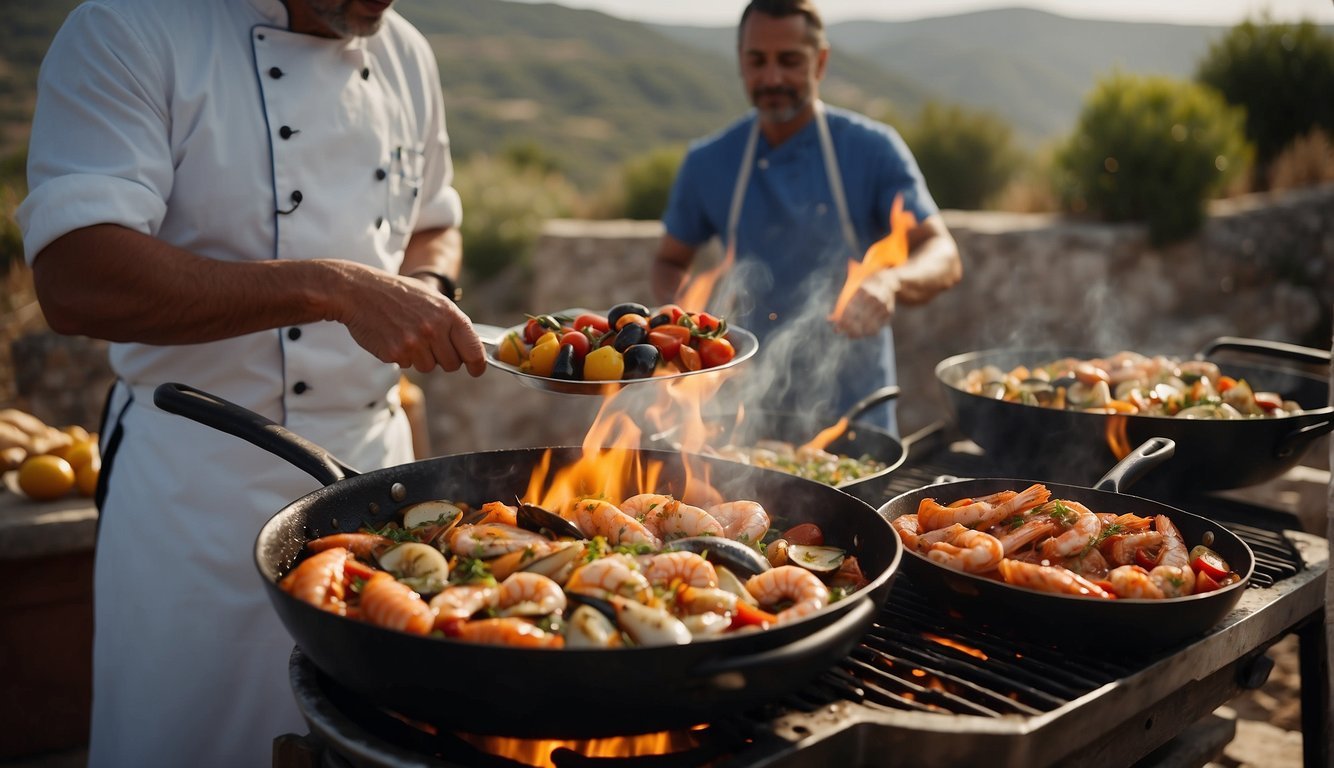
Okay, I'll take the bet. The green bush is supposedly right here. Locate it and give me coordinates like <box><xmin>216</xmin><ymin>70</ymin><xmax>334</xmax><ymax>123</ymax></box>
<box><xmin>1054</xmin><ymin>73</ymin><xmax>1250</xmax><ymax>244</ymax></box>
<box><xmin>452</xmin><ymin>154</ymin><xmax>582</xmax><ymax>283</ymax></box>
<box><xmin>1196</xmin><ymin>20</ymin><xmax>1334</xmax><ymax>187</ymax></box>
<box><xmin>897</xmin><ymin>102</ymin><xmax>1023</xmax><ymax>210</ymax></box>
<box><xmin>614</xmin><ymin>145</ymin><xmax>684</xmax><ymax>221</ymax></box>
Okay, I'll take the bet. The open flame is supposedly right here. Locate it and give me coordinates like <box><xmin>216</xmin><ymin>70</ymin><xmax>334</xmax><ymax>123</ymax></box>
<box><xmin>801</xmin><ymin>416</ymin><xmax>850</xmax><ymax>453</ymax></box>
<box><xmin>923</xmin><ymin>632</ymin><xmax>989</xmax><ymax>661</ymax></box>
<box><xmin>456</xmin><ymin>727</ymin><xmax>706</xmax><ymax>766</ymax></box>
<box><xmin>829</xmin><ymin>194</ymin><xmax>915</xmax><ymax>323</ymax></box>
<box><xmin>677</xmin><ymin>241</ymin><xmax>736</xmax><ymax>314</ymax></box>
<box><xmin>1104</xmin><ymin>414</ymin><xmax>1131</xmax><ymax>460</ymax></box>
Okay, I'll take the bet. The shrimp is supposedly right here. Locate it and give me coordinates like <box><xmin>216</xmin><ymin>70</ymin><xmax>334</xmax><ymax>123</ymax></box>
<box><xmin>428</xmin><ymin>583</ymin><xmax>498</xmax><ymax>621</ymax></box>
<box><xmin>1038</xmin><ymin>501</ymin><xmax>1101</xmax><ymax>560</ymax></box>
<box><xmin>923</xmin><ymin>524</ymin><xmax>1004</xmax><ymax>573</ymax></box>
<box><xmin>917</xmin><ymin>484</ymin><xmax>1051</xmax><ymax>532</ymax></box>
<box><xmin>454</xmin><ymin>617</ymin><xmax>564</xmax><ymax>648</ymax></box>
<box><xmin>448</xmin><ymin>523</ymin><xmax>549</xmax><ymax>559</ymax></box>
<box><xmin>641</xmin><ymin>551</ymin><xmax>718</xmax><ymax>588</ymax></box>
<box><xmin>745</xmin><ymin>565</ymin><xmax>830</xmax><ymax>624</ymax></box>
<box><xmin>891</xmin><ymin>514</ymin><xmax>923</xmax><ymax>549</ymax></box>
<box><xmin>279</xmin><ymin>546</ymin><xmax>351</xmax><ymax>612</ymax></box>
<box><xmin>1149</xmin><ymin>565</ymin><xmax>1195</xmax><ymax>598</ymax></box>
<box><xmin>359</xmin><ymin>571</ymin><xmax>435</xmax><ymax>635</ymax></box>
<box><xmin>1100</xmin><ymin>530</ymin><xmax>1164</xmax><ymax>567</ymax></box>
<box><xmin>495</xmin><ymin>572</ymin><xmax>566</xmax><ymax>616</ymax></box>
<box><xmin>621</xmin><ymin>493</ymin><xmax>722</xmax><ymax>541</ymax></box>
<box><xmin>1108</xmin><ymin>565</ymin><xmax>1164</xmax><ymax>599</ymax></box>
<box><xmin>565</xmin><ymin>555</ymin><xmax>653</xmax><ymax>603</ymax></box>
<box><xmin>1063</xmin><ymin>546</ymin><xmax>1111</xmax><ymax>579</ymax></box>
<box><xmin>996</xmin><ymin>558</ymin><xmax>1114</xmax><ymax>599</ymax></box>
<box><xmin>994</xmin><ymin>514</ymin><xmax>1058</xmax><ymax>555</ymax></box>
<box><xmin>707</xmin><ymin>500</ymin><xmax>770</xmax><ymax>544</ymax></box>
<box><xmin>567</xmin><ymin>498</ymin><xmax>659</xmax><ymax>547</ymax></box>
<box><xmin>474</xmin><ymin>500</ymin><xmax>518</xmax><ymax>527</ymax></box>
<box><xmin>307</xmin><ymin>532</ymin><xmax>393</xmax><ymax>560</ymax></box>
<box><xmin>1153</xmin><ymin>515</ymin><xmax>1190</xmax><ymax>569</ymax></box>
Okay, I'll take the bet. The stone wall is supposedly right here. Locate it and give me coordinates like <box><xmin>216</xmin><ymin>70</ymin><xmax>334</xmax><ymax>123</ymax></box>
<box><xmin>423</xmin><ymin>182</ymin><xmax>1334</xmax><ymax>456</ymax></box>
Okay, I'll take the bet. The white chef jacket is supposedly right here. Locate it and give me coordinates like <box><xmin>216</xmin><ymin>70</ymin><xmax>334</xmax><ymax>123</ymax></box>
<box><xmin>17</xmin><ymin>0</ymin><xmax>459</xmax><ymax>765</ymax></box>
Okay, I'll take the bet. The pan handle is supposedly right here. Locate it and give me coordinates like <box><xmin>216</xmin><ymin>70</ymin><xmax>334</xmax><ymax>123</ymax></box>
<box><xmin>839</xmin><ymin>385</ymin><xmax>901</xmax><ymax>423</ymax></box>
<box><xmin>153</xmin><ymin>383</ymin><xmax>360</xmax><ymax>486</ymax></box>
<box><xmin>472</xmin><ymin>323</ymin><xmax>505</xmax><ymax>348</ymax></box>
<box><xmin>1276</xmin><ymin>418</ymin><xmax>1334</xmax><ymax>458</ymax></box>
<box><xmin>1091</xmin><ymin>437</ymin><xmax>1175</xmax><ymax>494</ymax></box>
<box><xmin>1199</xmin><ymin>336</ymin><xmax>1331</xmax><ymax>366</ymax></box>
<box><xmin>687</xmin><ymin>597</ymin><xmax>876</xmax><ymax>682</ymax></box>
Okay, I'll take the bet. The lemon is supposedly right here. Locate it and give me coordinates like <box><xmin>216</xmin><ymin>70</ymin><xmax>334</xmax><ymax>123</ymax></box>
<box><xmin>75</xmin><ymin>460</ymin><xmax>100</xmax><ymax>497</ymax></box>
<box><xmin>64</xmin><ymin>440</ymin><xmax>100</xmax><ymax>471</ymax></box>
<box><xmin>18</xmin><ymin>454</ymin><xmax>76</xmax><ymax>501</ymax></box>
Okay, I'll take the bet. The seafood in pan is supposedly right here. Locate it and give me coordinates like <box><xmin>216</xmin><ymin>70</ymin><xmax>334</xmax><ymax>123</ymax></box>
<box><xmin>706</xmin><ymin>439</ymin><xmax>888</xmax><ymax>487</ymax></box>
<box><xmin>957</xmin><ymin>352</ymin><xmax>1304</xmax><ymax>418</ymax></box>
<box><xmin>279</xmin><ymin>494</ymin><xmax>870</xmax><ymax>647</ymax></box>
<box><xmin>892</xmin><ymin>484</ymin><xmax>1243</xmax><ymax>599</ymax></box>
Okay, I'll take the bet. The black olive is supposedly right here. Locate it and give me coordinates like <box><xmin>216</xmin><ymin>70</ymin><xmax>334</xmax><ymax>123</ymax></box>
<box><xmin>606</xmin><ymin>302</ymin><xmax>650</xmax><ymax>330</ymax></box>
<box><xmin>648</xmin><ymin>312</ymin><xmax>674</xmax><ymax>328</ymax></box>
<box><xmin>612</xmin><ymin>323</ymin><xmax>648</xmax><ymax>352</ymax></box>
<box><xmin>621</xmin><ymin>344</ymin><xmax>660</xmax><ymax>379</ymax></box>
<box><xmin>551</xmin><ymin>344</ymin><xmax>577</xmax><ymax>380</ymax></box>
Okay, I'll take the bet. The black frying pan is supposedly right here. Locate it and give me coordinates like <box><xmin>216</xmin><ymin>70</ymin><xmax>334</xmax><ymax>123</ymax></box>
<box><xmin>153</xmin><ymin>383</ymin><xmax>902</xmax><ymax>737</ymax></box>
<box><xmin>879</xmin><ymin>438</ymin><xmax>1255</xmax><ymax>651</ymax></box>
<box><xmin>648</xmin><ymin>385</ymin><xmax>907</xmax><ymax>506</ymax></box>
<box><xmin>936</xmin><ymin>337</ymin><xmax>1332</xmax><ymax>493</ymax></box>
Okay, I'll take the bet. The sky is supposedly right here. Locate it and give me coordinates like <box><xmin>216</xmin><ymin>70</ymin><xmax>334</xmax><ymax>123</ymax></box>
<box><xmin>510</xmin><ymin>0</ymin><xmax>1334</xmax><ymax>27</ymax></box>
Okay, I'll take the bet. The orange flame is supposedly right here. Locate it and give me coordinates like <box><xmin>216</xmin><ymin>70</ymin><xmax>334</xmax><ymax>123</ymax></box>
<box><xmin>677</xmin><ymin>241</ymin><xmax>736</xmax><ymax>314</ymax></box>
<box><xmin>829</xmin><ymin>194</ymin><xmax>916</xmax><ymax>322</ymax></box>
<box><xmin>923</xmin><ymin>632</ymin><xmax>989</xmax><ymax>661</ymax></box>
<box><xmin>1104</xmin><ymin>414</ymin><xmax>1131</xmax><ymax>460</ymax></box>
<box><xmin>458</xmin><ymin>729</ymin><xmax>703</xmax><ymax>766</ymax></box>
<box><xmin>801</xmin><ymin>416</ymin><xmax>850</xmax><ymax>453</ymax></box>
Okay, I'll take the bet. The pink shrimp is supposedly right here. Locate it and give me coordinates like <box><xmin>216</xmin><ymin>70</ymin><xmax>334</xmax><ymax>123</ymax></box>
<box><xmin>1149</xmin><ymin>565</ymin><xmax>1196</xmax><ymax>598</ymax></box>
<box><xmin>994</xmin><ymin>514</ymin><xmax>1058</xmax><ymax>555</ymax></box>
<box><xmin>923</xmin><ymin>524</ymin><xmax>1004</xmax><ymax>573</ymax></box>
<box><xmin>621</xmin><ymin>493</ymin><xmax>723</xmax><ymax>541</ymax></box>
<box><xmin>1153</xmin><ymin>515</ymin><xmax>1190</xmax><ymax>569</ymax></box>
<box><xmin>917</xmin><ymin>484</ymin><xmax>1051</xmax><ymax>532</ymax></box>
<box><xmin>567</xmin><ymin>497</ymin><xmax>660</xmax><ymax>547</ymax></box>
<box><xmin>745</xmin><ymin>565</ymin><xmax>830</xmax><ymax>624</ymax></box>
<box><xmin>1108</xmin><ymin>565</ymin><xmax>1164</xmax><ymax>599</ymax></box>
<box><xmin>565</xmin><ymin>555</ymin><xmax>653</xmax><ymax>602</ymax></box>
<box><xmin>359</xmin><ymin>571</ymin><xmax>435</xmax><ymax>635</ymax></box>
<box><xmin>448</xmin><ymin>523</ymin><xmax>549</xmax><ymax>559</ymax></box>
<box><xmin>307</xmin><ymin>532</ymin><xmax>393</xmax><ymax>560</ymax></box>
<box><xmin>891</xmin><ymin>514</ymin><xmax>923</xmax><ymax>549</ymax></box>
<box><xmin>640</xmin><ymin>551</ymin><xmax>718</xmax><ymax>588</ymax></box>
<box><xmin>1038</xmin><ymin>500</ymin><xmax>1102</xmax><ymax>560</ymax></box>
<box><xmin>279</xmin><ymin>546</ymin><xmax>351</xmax><ymax>612</ymax></box>
<box><xmin>428</xmin><ymin>583</ymin><xmax>499</xmax><ymax>622</ymax></box>
<box><xmin>1100</xmin><ymin>530</ymin><xmax>1165</xmax><ymax>567</ymax></box>
<box><xmin>453</xmin><ymin>617</ymin><xmax>564</xmax><ymax>648</ymax></box>
<box><xmin>996</xmin><ymin>558</ymin><xmax>1115</xmax><ymax>599</ymax></box>
<box><xmin>495</xmin><ymin>572</ymin><xmax>566</xmax><ymax>616</ymax></box>
<box><xmin>706</xmin><ymin>500</ymin><xmax>770</xmax><ymax>544</ymax></box>
<box><xmin>474</xmin><ymin>500</ymin><xmax>518</xmax><ymax>527</ymax></box>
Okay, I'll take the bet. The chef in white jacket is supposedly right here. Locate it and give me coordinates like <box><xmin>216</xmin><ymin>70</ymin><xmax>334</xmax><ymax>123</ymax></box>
<box><xmin>16</xmin><ymin>0</ymin><xmax>484</xmax><ymax>765</ymax></box>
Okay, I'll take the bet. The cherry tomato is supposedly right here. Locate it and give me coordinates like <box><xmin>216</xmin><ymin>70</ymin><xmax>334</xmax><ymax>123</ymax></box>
<box><xmin>606</xmin><ymin>302</ymin><xmax>650</xmax><ymax>330</ymax></box>
<box><xmin>1133</xmin><ymin>548</ymin><xmax>1159</xmax><ymax>570</ymax></box>
<box><xmin>697</xmin><ymin>337</ymin><xmax>735</xmax><ymax>369</ymax></box>
<box><xmin>1194</xmin><ymin>569</ymin><xmax>1224</xmax><ymax>593</ymax></box>
<box><xmin>1216</xmin><ymin>375</ymin><xmax>1237</xmax><ymax>393</ymax></box>
<box><xmin>678</xmin><ymin>344</ymin><xmax>702</xmax><ymax>372</ymax></box>
<box><xmin>1188</xmin><ymin>544</ymin><xmax>1231</xmax><ymax>580</ymax></box>
<box><xmin>495</xmin><ymin>331</ymin><xmax>527</xmax><ymax>366</ymax></box>
<box><xmin>650</xmin><ymin>304</ymin><xmax>685</xmax><ymax>327</ymax></box>
<box><xmin>691</xmin><ymin>312</ymin><xmax>722</xmax><ymax>333</ymax></box>
<box><xmin>573</xmin><ymin>313</ymin><xmax>610</xmax><ymax>335</ymax></box>
<box><xmin>647</xmin><ymin>330</ymin><xmax>684</xmax><ymax>361</ymax></box>
<box><xmin>522</xmin><ymin>315</ymin><xmax>562</xmax><ymax>345</ymax></box>
<box><xmin>558</xmin><ymin>331</ymin><xmax>591</xmax><ymax>362</ymax></box>
<box><xmin>1253</xmin><ymin>392</ymin><xmax>1284</xmax><ymax>411</ymax></box>
<box><xmin>583</xmin><ymin>346</ymin><xmax>624</xmax><ymax>381</ymax></box>
<box><xmin>782</xmin><ymin>522</ymin><xmax>824</xmax><ymax>546</ymax></box>
<box><xmin>621</xmin><ymin>344</ymin><xmax>660</xmax><ymax>379</ymax></box>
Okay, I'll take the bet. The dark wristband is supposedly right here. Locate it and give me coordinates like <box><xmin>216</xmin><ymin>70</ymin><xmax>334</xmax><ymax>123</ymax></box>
<box><xmin>409</xmin><ymin>270</ymin><xmax>462</xmax><ymax>302</ymax></box>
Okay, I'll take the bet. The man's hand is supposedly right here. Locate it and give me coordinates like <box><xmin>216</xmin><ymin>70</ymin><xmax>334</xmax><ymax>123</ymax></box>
<box><xmin>834</xmin><ymin>268</ymin><xmax>900</xmax><ymax>339</ymax></box>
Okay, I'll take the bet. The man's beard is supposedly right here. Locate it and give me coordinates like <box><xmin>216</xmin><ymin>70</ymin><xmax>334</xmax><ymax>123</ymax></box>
<box><xmin>751</xmin><ymin>85</ymin><xmax>809</xmax><ymax>125</ymax></box>
<box><xmin>306</xmin><ymin>0</ymin><xmax>387</xmax><ymax>37</ymax></box>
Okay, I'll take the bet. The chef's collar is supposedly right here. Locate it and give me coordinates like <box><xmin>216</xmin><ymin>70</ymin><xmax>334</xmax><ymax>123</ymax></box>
<box><xmin>244</xmin><ymin>0</ymin><xmax>374</xmax><ymax>55</ymax></box>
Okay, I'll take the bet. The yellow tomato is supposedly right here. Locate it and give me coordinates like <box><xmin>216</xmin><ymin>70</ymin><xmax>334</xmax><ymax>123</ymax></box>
<box><xmin>528</xmin><ymin>339</ymin><xmax>561</xmax><ymax>377</ymax></box>
<box><xmin>75</xmin><ymin>460</ymin><xmax>100</xmax><ymax>497</ymax></box>
<box><xmin>64</xmin><ymin>440</ymin><xmax>100</xmax><ymax>471</ymax></box>
<box><xmin>496</xmin><ymin>331</ymin><xmax>528</xmax><ymax>367</ymax></box>
<box><xmin>17</xmin><ymin>454</ymin><xmax>76</xmax><ymax>501</ymax></box>
<box><xmin>583</xmin><ymin>346</ymin><xmax>625</xmax><ymax>381</ymax></box>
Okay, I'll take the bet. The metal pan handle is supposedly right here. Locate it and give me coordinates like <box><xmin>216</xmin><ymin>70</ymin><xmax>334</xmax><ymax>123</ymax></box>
<box><xmin>1091</xmin><ymin>437</ymin><xmax>1175</xmax><ymax>494</ymax></box>
<box><xmin>472</xmin><ymin>323</ymin><xmax>505</xmax><ymax>348</ymax></box>
<box><xmin>1199</xmin><ymin>336</ymin><xmax>1331</xmax><ymax>366</ymax></box>
<box><xmin>153</xmin><ymin>382</ymin><xmax>360</xmax><ymax>486</ymax></box>
<box><xmin>688</xmin><ymin>597</ymin><xmax>876</xmax><ymax>682</ymax></box>
<box><xmin>838</xmin><ymin>385</ymin><xmax>901</xmax><ymax>423</ymax></box>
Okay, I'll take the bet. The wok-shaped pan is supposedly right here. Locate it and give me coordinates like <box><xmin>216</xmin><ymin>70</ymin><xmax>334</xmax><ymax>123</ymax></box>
<box><xmin>153</xmin><ymin>382</ymin><xmax>900</xmax><ymax>737</ymax></box>
<box><xmin>646</xmin><ymin>385</ymin><xmax>907</xmax><ymax>506</ymax></box>
<box><xmin>936</xmin><ymin>336</ymin><xmax>1332</xmax><ymax>493</ymax></box>
<box><xmin>473</xmin><ymin>307</ymin><xmax>759</xmax><ymax>396</ymax></box>
<box><xmin>879</xmin><ymin>438</ymin><xmax>1255</xmax><ymax>651</ymax></box>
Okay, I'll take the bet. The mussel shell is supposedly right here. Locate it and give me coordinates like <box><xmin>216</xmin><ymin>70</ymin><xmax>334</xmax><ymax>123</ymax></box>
<box><xmin>666</xmin><ymin>536</ymin><xmax>770</xmax><ymax>578</ymax></box>
<box><xmin>516</xmin><ymin>502</ymin><xmax>586</xmax><ymax>540</ymax></box>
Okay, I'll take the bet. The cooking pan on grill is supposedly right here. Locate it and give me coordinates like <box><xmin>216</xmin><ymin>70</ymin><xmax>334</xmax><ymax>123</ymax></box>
<box><xmin>473</xmin><ymin>307</ymin><xmax>759</xmax><ymax>396</ymax></box>
<box><xmin>646</xmin><ymin>385</ymin><xmax>907</xmax><ymax>506</ymax></box>
<box><xmin>880</xmin><ymin>438</ymin><xmax>1255</xmax><ymax>651</ymax></box>
<box><xmin>936</xmin><ymin>336</ymin><xmax>1332</xmax><ymax>492</ymax></box>
<box><xmin>153</xmin><ymin>382</ymin><xmax>901</xmax><ymax>737</ymax></box>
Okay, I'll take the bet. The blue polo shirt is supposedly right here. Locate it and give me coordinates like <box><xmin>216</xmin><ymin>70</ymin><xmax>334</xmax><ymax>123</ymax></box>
<box><xmin>662</xmin><ymin>105</ymin><xmax>937</xmax><ymax>433</ymax></box>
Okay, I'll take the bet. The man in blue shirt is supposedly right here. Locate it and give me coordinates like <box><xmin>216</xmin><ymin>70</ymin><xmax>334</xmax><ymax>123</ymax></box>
<box><xmin>652</xmin><ymin>0</ymin><xmax>961</xmax><ymax>435</ymax></box>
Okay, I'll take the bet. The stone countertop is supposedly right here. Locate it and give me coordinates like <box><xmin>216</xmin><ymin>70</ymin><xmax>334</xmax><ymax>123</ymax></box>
<box><xmin>0</xmin><ymin>478</ymin><xmax>97</xmax><ymax>560</ymax></box>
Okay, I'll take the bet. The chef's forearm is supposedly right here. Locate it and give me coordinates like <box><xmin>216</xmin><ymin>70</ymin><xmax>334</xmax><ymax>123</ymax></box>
<box><xmin>400</xmin><ymin>227</ymin><xmax>461</xmax><ymax>282</ymax></box>
<box><xmin>895</xmin><ymin>217</ymin><xmax>962</xmax><ymax>305</ymax></box>
<box><xmin>33</xmin><ymin>224</ymin><xmax>346</xmax><ymax>344</ymax></box>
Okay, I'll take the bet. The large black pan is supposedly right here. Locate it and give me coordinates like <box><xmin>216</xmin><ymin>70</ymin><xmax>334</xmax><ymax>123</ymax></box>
<box><xmin>880</xmin><ymin>438</ymin><xmax>1255</xmax><ymax>651</ymax></box>
<box><xmin>647</xmin><ymin>385</ymin><xmax>907</xmax><ymax>507</ymax></box>
<box><xmin>153</xmin><ymin>382</ymin><xmax>901</xmax><ymax>738</ymax></box>
<box><xmin>936</xmin><ymin>336</ymin><xmax>1332</xmax><ymax>493</ymax></box>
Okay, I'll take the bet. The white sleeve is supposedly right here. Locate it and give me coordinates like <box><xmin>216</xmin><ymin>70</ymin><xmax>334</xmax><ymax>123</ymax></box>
<box><xmin>16</xmin><ymin>3</ymin><xmax>175</xmax><ymax>263</ymax></box>
<box><xmin>410</xmin><ymin>40</ymin><xmax>462</xmax><ymax>231</ymax></box>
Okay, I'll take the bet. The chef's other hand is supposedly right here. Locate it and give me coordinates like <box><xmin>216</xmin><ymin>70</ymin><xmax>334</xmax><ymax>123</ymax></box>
<box><xmin>323</xmin><ymin>260</ymin><xmax>487</xmax><ymax>376</ymax></box>
<box><xmin>834</xmin><ymin>268</ymin><xmax>899</xmax><ymax>339</ymax></box>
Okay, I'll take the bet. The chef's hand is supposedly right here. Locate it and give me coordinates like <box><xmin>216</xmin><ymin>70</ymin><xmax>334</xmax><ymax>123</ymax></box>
<box><xmin>833</xmin><ymin>268</ymin><xmax>900</xmax><ymax>339</ymax></box>
<box><xmin>326</xmin><ymin>261</ymin><xmax>487</xmax><ymax>376</ymax></box>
